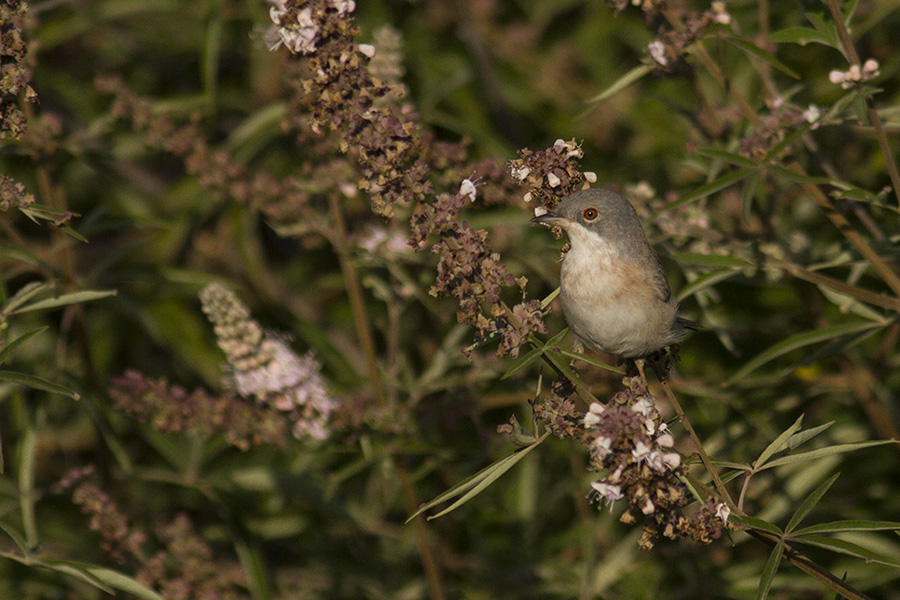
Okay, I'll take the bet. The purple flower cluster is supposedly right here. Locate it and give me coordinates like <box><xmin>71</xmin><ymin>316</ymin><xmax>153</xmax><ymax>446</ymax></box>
<box><xmin>109</xmin><ymin>370</ymin><xmax>293</xmax><ymax>449</ymax></box>
<box><xmin>200</xmin><ymin>283</ymin><xmax>337</xmax><ymax>440</ymax></box>
<box><xmin>59</xmin><ymin>468</ymin><xmax>248</xmax><ymax>599</ymax></box>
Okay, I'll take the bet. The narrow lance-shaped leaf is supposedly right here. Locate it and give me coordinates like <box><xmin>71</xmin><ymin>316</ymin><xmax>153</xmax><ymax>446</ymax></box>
<box><xmin>408</xmin><ymin>432</ymin><xmax>550</xmax><ymax>521</ymax></box>
<box><xmin>659</xmin><ymin>167</ymin><xmax>755</xmax><ymax>213</ymax></box>
<box><xmin>0</xmin><ymin>371</ymin><xmax>80</xmax><ymax>400</ymax></box>
<box><xmin>757</xmin><ymin>540</ymin><xmax>784</xmax><ymax>600</ymax></box>
<box><xmin>791</xmin><ymin>520</ymin><xmax>900</xmax><ymax>537</ymax></box>
<box><xmin>0</xmin><ymin>327</ymin><xmax>48</xmax><ymax>365</ymax></box>
<box><xmin>793</xmin><ymin>535</ymin><xmax>900</xmax><ymax>568</ymax></box>
<box><xmin>785</xmin><ymin>472</ymin><xmax>840</xmax><ymax>533</ymax></box>
<box><xmin>759</xmin><ymin>440</ymin><xmax>897</xmax><ymax>471</ymax></box>
<box><xmin>10</xmin><ymin>289</ymin><xmax>117</xmax><ymax>315</ymax></box>
<box><xmin>727</xmin><ymin>321</ymin><xmax>889</xmax><ymax>385</ymax></box>
<box><xmin>785</xmin><ymin>421</ymin><xmax>834</xmax><ymax>450</ymax></box>
<box><xmin>753</xmin><ymin>415</ymin><xmax>804</xmax><ymax>471</ymax></box>
<box><xmin>585</xmin><ymin>64</ymin><xmax>652</xmax><ymax>106</ymax></box>
<box><xmin>725</xmin><ymin>36</ymin><xmax>800</xmax><ymax>79</ymax></box>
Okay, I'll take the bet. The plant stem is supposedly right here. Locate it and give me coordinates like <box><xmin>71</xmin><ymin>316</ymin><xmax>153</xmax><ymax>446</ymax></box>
<box><xmin>658</xmin><ymin>378</ymin><xmax>735</xmax><ymax>510</ymax></box>
<box><xmin>825</xmin><ymin>0</ymin><xmax>900</xmax><ymax>210</ymax></box>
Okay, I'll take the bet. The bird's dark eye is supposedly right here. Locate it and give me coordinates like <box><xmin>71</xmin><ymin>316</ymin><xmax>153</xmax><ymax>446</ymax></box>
<box><xmin>582</xmin><ymin>207</ymin><xmax>599</xmax><ymax>221</ymax></box>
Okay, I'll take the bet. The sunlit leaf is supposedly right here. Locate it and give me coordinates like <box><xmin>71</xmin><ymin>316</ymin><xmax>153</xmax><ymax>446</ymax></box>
<box><xmin>791</xmin><ymin>520</ymin><xmax>900</xmax><ymax>537</ymax></box>
<box><xmin>753</xmin><ymin>415</ymin><xmax>804</xmax><ymax>470</ymax></box>
<box><xmin>793</xmin><ymin>535</ymin><xmax>900</xmax><ymax>567</ymax></box>
<box><xmin>759</xmin><ymin>440</ymin><xmax>896</xmax><ymax>471</ymax></box>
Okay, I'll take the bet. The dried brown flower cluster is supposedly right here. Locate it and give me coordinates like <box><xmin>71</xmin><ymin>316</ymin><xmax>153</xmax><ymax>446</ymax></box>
<box><xmin>1</xmin><ymin>0</ymin><xmax>38</xmax><ymax>211</ymax></box>
<box><xmin>532</xmin><ymin>376</ymin><xmax>729</xmax><ymax>549</ymax></box>
<box><xmin>508</xmin><ymin>138</ymin><xmax>595</xmax><ymax>209</ymax></box>
<box><xmin>109</xmin><ymin>370</ymin><xmax>293</xmax><ymax>450</ymax></box>
<box><xmin>268</xmin><ymin>0</ymin><xmax>556</xmax><ymax>359</ymax></box>
<box><xmin>94</xmin><ymin>76</ymin><xmax>316</xmax><ymax>226</ymax></box>
<box><xmin>59</xmin><ymin>468</ymin><xmax>249</xmax><ymax>600</ymax></box>
<box><xmin>0</xmin><ymin>0</ymin><xmax>35</xmax><ymax>140</ymax></box>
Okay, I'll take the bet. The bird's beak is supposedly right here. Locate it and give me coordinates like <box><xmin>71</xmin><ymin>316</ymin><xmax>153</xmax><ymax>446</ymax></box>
<box><xmin>531</xmin><ymin>207</ymin><xmax>567</xmax><ymax>226</ymax></box>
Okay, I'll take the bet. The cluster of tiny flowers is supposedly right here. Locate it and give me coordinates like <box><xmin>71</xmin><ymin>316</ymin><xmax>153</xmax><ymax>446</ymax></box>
<box><xmin>109</xmin><ymin>370</ymin><xmax>293</xmax><ymax>449</ymax></box>
<box><xmin>200</xmin><ymin>283</ymin><xmax>337</xmax><ymax>440</ymax></box>
<box><xmin>59</xmin><ymin>468</ymin><xmax>249</xmax><ymax>599</ymax></box>
<box><xmin>508</xmin><ymin>138</ymin><xmax>595</xmax><ymax>209</ymax></box>
<box><xmin>58</xmin><ymin>467</ymin><xmax>147</xmax><ymax>562</ymax></box>
<box><xmin>0</xmin><ymin>174</ymin><xmax>35</xmax><ymax>210</ymax></box>
<box><xmin>607</xmin><ymin>0</ymin><xmax>666</xmax><ymax>16</ymax></box>
<box><xmin>645</xmin><ymin>3</ymin><xmax>732</xmax><ymax>69</ymax></box>
<box><xmin>829</xmin><ymin>59</ymin><xmax>880</xmax><ymax>89</ymax></box>
<box><xmin>269</xmin><ymin>0</ymin><xmax>425</xmax><ymax>218</ymax></box>
<box><xmin>533</xmin><ymin>376</ymin><xmax>728</xmax><ymax>549</ymax></box>
<box><xmin>268</xmin><ymin>1</ymin><xmax>550</xmax><ymax>358</ymax></box>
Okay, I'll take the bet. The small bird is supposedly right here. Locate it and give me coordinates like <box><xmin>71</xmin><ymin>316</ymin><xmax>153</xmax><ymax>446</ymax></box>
<box><xmin>532</xmin><ymin>188</ymin><xmax>697</xmax><ymax>364</ymax></box>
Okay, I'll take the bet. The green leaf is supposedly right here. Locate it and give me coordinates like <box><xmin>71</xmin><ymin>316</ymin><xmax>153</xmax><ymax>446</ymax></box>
<box><xmin>694</xmin><ymin>147</ymin><xmax>760</xmax><ymax>168</ymax></box>
<box><xmin>725</xmin><ymin>37</ymin><xmax>800</xmax><ymax>79</ymax></box>
<box><xmin>741</xmin><ymin>169</ymin><xmax>761</xmax><ymax>223</ymax></box>
<box><xmin>759</xmin><ymin>440</ymin><xmax>897</xmax><ymax>471</ymax></box>
<box><xmin>727</xmin><ymin>321</ymin><xmax>889</xmax><ymax>385</ymax></box>
<box><xmin>585</xmin><ymin>64</ymin><xmax>653</xmax><ymax>105</ymax></box>
<box><xmin>753</xmin><ymin>415</ymin><xmax>804</xmax><ymax>471</ymax></box>
<box><xmin>791</xmin><ymin>520</ymin><xmax>900</xmax><ymax>537</ymax></box>
<box><xmin>768</xmin><ymin>26</ymin><xmax>835</xmax><ymax>47</ymax></box>
<box><xmin>730</xmin><ymin>514</ymin><xmax>784</xmax><ymax>536</ymax></box>
<box><xmin>757</xmin><ymin>540</ymin><xmax>784</xmax><ymax>600</ymax></box>
<box><xmin>408</xmin><ymin>432</ymin><xmax>550</xmax><ymax>521</ymax></box>
<box><xmin>670</xmin><ymin>253</ymin><xmax>754</xmax><ymax>268</ymax></box>
<box><xmin>660</xmin><ymin>168</ymin><xmax>755</xmax><ymax>213</ymax></box>
<box><xmin>501</xmin><ymin>346</ymin><xmax>543</xmax><ymax>380</ymax></box>
<box><xmin>557</xmin><ymin>349</ymin><xmax>621</xmax><ymax>374</ymax></box>
<box><xmin>83</xmin><ymin>566</ymin><xmax>165</xmax><ymax>600</ymax></box>
<box><xmin>0</xmin><ymin>371</ymin><xmax>80</xmax><ymax>400</ymax></box>
<box><xmin>764</xmin><ymin>125</ymin><xmax>812</xmax><ymax>161</ymax></box>
<box><xmin>793</xmin><ymin>535</ymin><xmax>900</xmax><ymax>568</ymax></box>
<box><xmin>805</xmin><ymin>12</ymin><xmax>842</xmax><ymax>49</ymax></box>
<box><xmin>767</xmin><ymin>165</ymin><xmax>831</xmax><ymax>185</ymax></box>
<box><xmin>540</xmin><ymin>286</ymin><xmax>560</xmax><ymax>310</ymax></box>
<box><xmin>0</xmin><ymin>523</ymin><xmax>28</xmax><ymax>554</ymax></box>
<box><xmin>785</xmin><ymin>473</ymin><xmax>840</xmax><ymax>533</ymax></box>
<box><xmin>2</xmin><ymin>282</ymin><xmax>50</xmax><ymax>315</ymax></box>
<box><xmin>0</xmin><ymin>327</ymin><xmax>48</xmax><ymax>365</ymax></box>
<box><xmin>785</xmin><ymin>421</ymin><xmax>834</xmax><ymax>450</ymax></box>
<box><xmin>676</xmin><ymin>268</ymin><xmax>745</xmax><ymax>302</ymax></box>
<box><xmin>9</xmin><ymin>289</ymin><xmax>117</xmax><ymax>314</ymax></box>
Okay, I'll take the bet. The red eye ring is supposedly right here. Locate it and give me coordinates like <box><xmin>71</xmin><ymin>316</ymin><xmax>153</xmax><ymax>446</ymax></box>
<box><xmin>582</xmin><ymin>207</ymin><xmax>599</xmax><ymax>221</ymax></box>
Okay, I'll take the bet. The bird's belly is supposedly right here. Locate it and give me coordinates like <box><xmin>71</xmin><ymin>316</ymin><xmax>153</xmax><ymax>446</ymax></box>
<box><xmin>560</xmin><ymin>253</ymin><xmax>679</xmax><ymax>358</ymax></box>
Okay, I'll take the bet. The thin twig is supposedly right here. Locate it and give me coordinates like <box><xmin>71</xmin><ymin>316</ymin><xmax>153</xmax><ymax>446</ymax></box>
<box><xmin>657</xmin><ymin>377</ymin><xmax>735</xmax><ymax>510</ymax></box>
